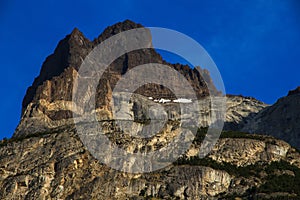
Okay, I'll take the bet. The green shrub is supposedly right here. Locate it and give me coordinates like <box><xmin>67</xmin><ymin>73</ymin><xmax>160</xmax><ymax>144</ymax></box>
<box><xmin>174</xmin><ymin>156</ymin><xmax>263</xmax><ymax>177</ymax></box>
<box><xmin>258</xmin><ymin>160</ymin><xmax>300</xmax><ymax>195</ymax></box>
<box><xmin>193</xmin><ymin>129</ymin><xmax>265</xmax><ymax>145</ymax></box>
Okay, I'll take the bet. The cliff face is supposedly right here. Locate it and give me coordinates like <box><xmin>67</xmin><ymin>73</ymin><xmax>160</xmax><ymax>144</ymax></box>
<box><xmin>3</xmin><ymin>20</ymin><xmax>300</xmax><ymax>199</ymax></box>
<box><xmin>1</xmin><ymin>126</ymin><xmax>300</xmax><ymax>199</ymax></box>
<box><xmin>1</xmin><ymin>130</ymin><xmax>231</xmax><ymax>199</ymax></box>
<box><xmin>242</xmin><ymin>87</ymin><xmax>300</xmax><ymax>149</ymax></box>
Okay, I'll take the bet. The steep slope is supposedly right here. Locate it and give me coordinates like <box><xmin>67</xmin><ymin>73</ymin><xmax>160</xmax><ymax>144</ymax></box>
<box><xmin>242</xmin><ymin>86</ymin><xmax>300</xmax><ymax>149</ymax></box>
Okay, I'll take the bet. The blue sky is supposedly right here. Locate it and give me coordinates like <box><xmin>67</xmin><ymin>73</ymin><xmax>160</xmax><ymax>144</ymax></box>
<box><xmin>0</xmin><ymin>0</ymin><xmax>300</xmax><ymax>139</ymax></box>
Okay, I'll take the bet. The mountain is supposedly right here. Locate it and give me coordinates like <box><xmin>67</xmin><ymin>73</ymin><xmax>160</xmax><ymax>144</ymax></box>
<box><xmin>1</xmin><ymin>20</ymin><xmax>300</xmax><ymax>199</ymax></box>
<box><xmin>242</xmin><ymin>86</ymin><xmax>300</xmax><ymax>149</ymax></box>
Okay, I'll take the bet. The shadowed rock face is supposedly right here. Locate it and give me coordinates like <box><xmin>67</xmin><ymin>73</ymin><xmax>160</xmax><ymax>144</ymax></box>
<box><xmin>22</xmin><ymin>20</ymin><xmax>145</xmax><ymax>114</ymax></box>
<box><xmin>242</xmin><ymin>87</ymin><xmax>300</xmax><ymax>149</ymax></box>
<box><xmin>21</xmin><ymin>28</ymin><xmax>93</xmax><ymax>115</ymax></box>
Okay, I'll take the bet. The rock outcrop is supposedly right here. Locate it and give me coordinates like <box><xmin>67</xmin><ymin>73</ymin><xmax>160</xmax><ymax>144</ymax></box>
<box><xmin>242</xmin><ymin>86</ymin><xmax>300</xmax><ymax>149</ymax></box>
<box><xmin>224</xmin><ymin>95</ymin><xmax>268</xmax><ymax>130</ymax></box>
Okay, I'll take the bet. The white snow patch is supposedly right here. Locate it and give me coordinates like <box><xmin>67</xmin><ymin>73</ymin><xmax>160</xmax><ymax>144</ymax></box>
<box><xmin>159</xmin><ymin>98</ymin><xmax>171</xmax><ymax>103</ymax></box>
<box><xmin>173</xmin><ymin>98</ymin><xmax>192</xmax><ymax>103</ymax></box>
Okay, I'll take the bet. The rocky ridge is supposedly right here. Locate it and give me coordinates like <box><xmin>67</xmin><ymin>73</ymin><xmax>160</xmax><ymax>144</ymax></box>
<box><xmin>242</xmin><ymin>86</ymin><xmax>300</xmax><ymax>149</ymax></box>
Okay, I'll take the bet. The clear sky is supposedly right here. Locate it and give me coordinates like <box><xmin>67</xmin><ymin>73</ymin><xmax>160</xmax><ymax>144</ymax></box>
<box><xmin>0</xmin><ymin>0</ymin><xmax>300</xmax><ymax>139</ymax></box>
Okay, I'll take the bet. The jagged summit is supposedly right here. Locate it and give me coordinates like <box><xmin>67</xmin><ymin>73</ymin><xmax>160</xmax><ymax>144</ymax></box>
<box><xmin>70</xmin><ymin>27</ymin><xmax>83</xmax><ymax>36</ymax></box>
<box><xmin>21</xmin><ymin>26</ymin><xmax>92</xmax><ymax>114</ymax></box>
<box><xmin>16</xmin><ymin>20</ymin><xmax>220</xmax><ymax>137</ymax></box>
<box><xmin>94</xmin><ymin>19</ymin><xmax>144</xmax><ymax>43</ymax></box>
<box><xmin>22</xmin><ymin>20</ymin><xmax>144</xmax><ymax>114</ymax></box>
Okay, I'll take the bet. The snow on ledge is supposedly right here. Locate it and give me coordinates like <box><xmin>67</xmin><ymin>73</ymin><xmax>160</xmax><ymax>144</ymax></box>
<box><xmin>173</xmin><ymin>98</ymin><xmax>192</xmax><ymax>103</ymax></box>
<box><xmin>152</xmin><ymin>98</ymin><xmax>192</xmax><ymax>104</ymax></box>
<box><xmin>158</xmin><ymin>98</ymin><xmax>171</xmax><ymax>103</ymax></box>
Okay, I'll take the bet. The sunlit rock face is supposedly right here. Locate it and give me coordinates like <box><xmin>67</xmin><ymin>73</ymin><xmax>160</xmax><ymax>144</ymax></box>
<box><xmin>2</xmin><ymin>124</ymin><xmax>300</xmax><ymax>199</ymax></box>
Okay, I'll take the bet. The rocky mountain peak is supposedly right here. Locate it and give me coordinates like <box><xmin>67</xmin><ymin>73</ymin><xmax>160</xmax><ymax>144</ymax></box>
<box><xmin>21</xmin><ymin>27</ymin><xmax>92</xmax><ymax>114</ymax></box>
<box><xmin>15</xmin><ymin>20</ymin><xmax>221</xmax><ymax>137</ymax></box>
<box><xmin>94</xmin><ymin>19</ymin><xmax>144</xmax><ymax>43</ymax></box>
<box><xmin>21</xmin><ymin>20</ymin><xmax>153</xmax><ymax>116</ymax></box>
<box><xmin>69</xmin><ymin>27</ymin><xmax>83</xmax><ymax>37</ymax></box>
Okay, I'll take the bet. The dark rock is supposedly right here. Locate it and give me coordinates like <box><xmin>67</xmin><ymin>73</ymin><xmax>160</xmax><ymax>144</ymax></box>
<box><xmin>288</xmin><ymin>86</ymin><xmax>300</xmax><ymax>96</ymax></box>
